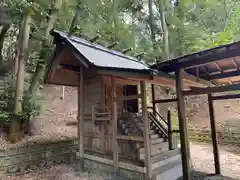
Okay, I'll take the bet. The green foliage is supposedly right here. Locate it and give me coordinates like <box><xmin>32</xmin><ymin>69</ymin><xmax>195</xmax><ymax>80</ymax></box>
<box><xmin>1</xmin><ymin>0</ymin><xmax>240</xmax><ymax>125</ymax></box>
<box><xmin>23</xmin><ymin>93</ymin><xmax>42</xmax><ymax>119</ymax></box>
<box><xmin>0</xmin><ymin>75</ymin><xmax>42</xmax><ymax>123</ymax></box>
<box><xmin>0</xmin><ymin>111</ymin><xmax>11</xmax><ymax>123</ymax></box>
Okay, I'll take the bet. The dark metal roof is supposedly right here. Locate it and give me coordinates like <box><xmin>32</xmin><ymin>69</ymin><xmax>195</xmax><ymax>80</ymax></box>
<box><xmin>151</xmin><ymin>41</ymin><xmax>240</xmax><ymax>85</ymax></box>
<box><xmin>51</xmin><ymin>30</ymin><xmax>152</xmax><ymax>73</ymax></box>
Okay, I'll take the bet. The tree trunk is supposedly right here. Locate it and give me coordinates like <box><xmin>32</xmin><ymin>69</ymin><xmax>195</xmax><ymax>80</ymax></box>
<box><xmin>14</xmin><ymin>14</ymin><xmax>31</xmax><ymax>114</ymax></box>
<box><xmin>28</xmin><ymin>0</ymin><xmax>63</xmax><ymax>97</ymax></box>
<box><xmin>0</xmin><ymin>24</ymin><xmax>10</xmax><ymax>67</ymax></box>
<box><xmin>13</xmin><ymin>23</ymin><xmax>24</xmax><ymax>76</ymax></box>
<box><xmin>68</xmin><ymin>2</ymin><xmax>81</xmax><ymax>36</ymax></box>
<box><xmin>131</xmin><ymin>11</ymin><xmax>136</xmax><ymax>51</ymax></box>
<box><xmin>176</xmin><ymin>0</ymin><xmax>185</xmax><ymax>56</ymax></box>
<box><xmin>113</xmin><ymin>0</ymin><xmax>118</xmax><ymax>39</ymax></box>
<box><xmin>148</xmin><ymin>0</ymin><xmax>156</xmax><ymax>48</ymax></box>
<box><xmin>158</xmin><ymin>0</ymin><xmax>169</xmax><ymax>60</ymax></box>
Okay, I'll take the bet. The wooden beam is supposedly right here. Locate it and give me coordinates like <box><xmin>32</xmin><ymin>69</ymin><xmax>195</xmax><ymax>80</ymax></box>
<box><xmin>116</xmin><ymin>135</ymin><xmax>144</xmax><ymax>142</ymax></box>
<box><xmin>151</xmin><ymin>84</ymin><xmax>156</xmax><ymax>116</ymax></box>
<box><xmin>232</xmin><ymin>58</ymin><xmax>239</xmax><ymax>70</ymax></box>
<box><xmin>135</xmin><ymin>52</ymin><xmax>146</xmax><ymax>59</ymax></box>
<box><xmin>121</xmin><ymin>48</ymin><xmax>132</xmax><ymax>54</ymax></box>
<box><xmin>212</xmin><ymin>93</ymin><xmax>240</xmax><ymax>100</ymax></box>
<box><xmin>208</xmin><ymin>70</ymin><xmax>240</xmax><ymax>80</ymax></box>
<box><xmin>119</xmin><ymin>94</ymin><xmax>142</xmax><ymax>101</ymax></box>
<box><xmin>154</xmin><ymin>98</ymin><xmax>178</xmax><ymax>104</ymax></box>
<box><xmin>107</xmin><ymin>42</ymin><xmax>119</xmax><ymax>49</ymax></box>
<box><xmin>97</xmin><ymin>69</ymin><xmax>152</xmax><ymax>80</ymax></box>
<box><xmin>167</xmin><ymin>109</ymin><xmax>173</xmax><ymax>150</ymax></box>
<box><xmin>102</xmin><ymin>75</ymin><xmax>138</xmax><ymax>86</ymax></box>
<box><xmin>84</xmin><ymin>133</ymin><xmax>111</xmax><ymax>138</ymax></box>
<box><xmin>73</xmin><ymin>52</ymin><xmax>89</xmax><ymax>68</ymax></box>
<box><xmin>140</xmin><ymin>81</ymin><xmax>152</xmax><ymax>180</ymax></box>
<box><xmin>89</xmin><ymin>34</ymin><xmax>101</xmax><ymax>42</ymax></box>
<box><xmin>100</xmin><ymin>123</ymin><xmax>104</xmax><ymax>152</ymax></box>
<box><xmin>175</xmin><ymin>69</ymin><xmax>191</xmax><ymax>180</ymax></box>
<box><xmin>181</xmin><ymin>71</ymin><xmax>210</xmax><ymax>87</ymax></box>
<box><xmin>208</xmin><ymin>94</ymin><xmax>221</xmax><ymax>174</ymax></box>
<box><xmin>111</xmin><ymin>76</ymin><xmax>118</xmax><ymax>173</ymax></box>
<box><xmin>183</xmin><ymin>83</ymin><xmax>240</xmax><ymax>96</ymax></box>
<box><xmin>100</xmin><ymin>78</ymin><xmax>105</xmax><ymax>152</ymax></box>
<box><xmin>78</xmin><ymin>65</ymin><xmax>84</xmax><ymax>171</ymax></box>
<box><xmin>180</xmin><ymin>45</ymin><xmax>240</xmax><ymax>70</ymax></box>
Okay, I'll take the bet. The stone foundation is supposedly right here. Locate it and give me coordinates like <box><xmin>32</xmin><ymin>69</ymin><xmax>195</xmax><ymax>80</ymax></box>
<box><xmin>84</xmin><ymin>155</ymin><xmax>145</xmax><ymax>180</ymax></box>
<box><xmin>0</xmin><ymin>139</ymin><xmax>78</xmax><ymax>175</ymax></box>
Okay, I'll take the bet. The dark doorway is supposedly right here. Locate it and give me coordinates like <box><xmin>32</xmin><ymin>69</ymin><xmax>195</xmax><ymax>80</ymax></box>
<box><xmin>124</xmin><ymin>85</ymin><xmax>138</xmax><ymax>113</ymax></box>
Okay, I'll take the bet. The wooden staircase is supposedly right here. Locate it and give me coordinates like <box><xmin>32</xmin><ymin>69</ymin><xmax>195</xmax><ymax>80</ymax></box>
<box><xmin>119</xmin><ymin>109</ymin><xmax>183</xmax><ymax>180</ymax></box>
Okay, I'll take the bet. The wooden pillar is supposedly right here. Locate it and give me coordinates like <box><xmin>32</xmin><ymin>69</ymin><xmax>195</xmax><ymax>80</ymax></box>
<box><xmin>167</xmin><ymin>109</ymin><xmax>173</xmax><ymax>150</ymax></box>
<box><xmin>100</xmin><ymin>78</ymin><xmax>105</xmax><ymax>152</ymax></box>
<box><xmin>151</xmin><ymin>84</ymin><xmax>156</xmax><ymax>115</ymax></box>
<box><xmin>175</xmin><ymin>68</ymin><xmax>190</xmax><ymax>180</ymax></box>
<box><xmin>78</xmin><ymin>66</ymin><xmax>84</xmax><ymax>171</ymax></box>
<box><xmin>140</xmin><ymin>81</ymin><xmax>152</xmax><ymax>180</ymax></box>
<box><xmin>208</xmin><ymin>94</ymin><xmax>221</xmax><ymax>174</ymax></box>
<box><xmin>111</xmin><ymin>77</ymin><xmax>118</xmax><ymax>173</ymax></box>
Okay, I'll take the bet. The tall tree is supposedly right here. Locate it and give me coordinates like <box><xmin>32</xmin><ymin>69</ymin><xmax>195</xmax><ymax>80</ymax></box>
<box><xmin>148</xmin><ymin>0</ymin><xmax>156</xmax><ymax>49</ymax></box>
<box><xmin>14</xmin><ymin>10</ymin><xmax>31</xmax><ymax>114</ymax></box>
<box><xmin>157</xmin><ymin>0</ymin><xmax>169</xmax><ymax>59</ymax></box>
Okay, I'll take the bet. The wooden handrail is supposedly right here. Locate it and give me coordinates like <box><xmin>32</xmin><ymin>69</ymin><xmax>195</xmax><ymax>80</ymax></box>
<box><xmin>147</xmin><ymin>107</ymin><xmax>167</xmax><ymax>125</ymax></box>
<box><xmin>148</xmin><ymin>113</ymin><xmax>168</xmax><ymax>139</ymax></box>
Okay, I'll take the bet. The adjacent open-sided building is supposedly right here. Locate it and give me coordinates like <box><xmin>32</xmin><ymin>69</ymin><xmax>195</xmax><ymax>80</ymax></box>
<box><xmin>151</xmin><ymin>40</ymin><xmax>240</xmax><ymax>179</ymax></box>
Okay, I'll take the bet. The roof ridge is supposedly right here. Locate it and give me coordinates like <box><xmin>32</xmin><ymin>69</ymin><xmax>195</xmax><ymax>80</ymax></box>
<box><xmin>53</xmin><ymin>29</ymin><xmax>149</xmax><ymax>68</ymax></box>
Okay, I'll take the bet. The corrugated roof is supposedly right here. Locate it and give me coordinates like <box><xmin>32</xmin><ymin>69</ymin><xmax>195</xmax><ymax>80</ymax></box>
<box><xmin>51</xmin><ymin>30</ymin><xmax>150</xmax><ymax>71</ymax></box>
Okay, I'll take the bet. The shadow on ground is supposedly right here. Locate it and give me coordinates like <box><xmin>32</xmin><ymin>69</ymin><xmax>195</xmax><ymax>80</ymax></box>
<box><xmin>177</xmin><ymin>170</ymin><xmax>238</xmax><ymax>180</ymax></box>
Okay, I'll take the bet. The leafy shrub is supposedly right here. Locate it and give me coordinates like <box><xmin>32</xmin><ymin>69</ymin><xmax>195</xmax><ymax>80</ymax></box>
<box><xmin>0</xmin><ymin>74</ymin><xmax>42</xmax><ymax>123</ymax></box>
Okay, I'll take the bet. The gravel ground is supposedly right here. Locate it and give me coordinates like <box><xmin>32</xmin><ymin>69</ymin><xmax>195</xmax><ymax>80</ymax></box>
<box><xmin>190</xmin><ymin>142</ymin><xmax>240</xmax><ymax>179</ymax></box>
<box><xmin>1</xmin><ymin>165</ymin><xmax>105</xmax><ymax>180</ymax></box>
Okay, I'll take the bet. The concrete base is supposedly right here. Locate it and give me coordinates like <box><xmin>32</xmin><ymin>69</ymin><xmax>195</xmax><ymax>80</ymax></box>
<box><xmin>154</xmin><ymin>164</ymin><xmax>182</xmax><ymax>180</ymax></box>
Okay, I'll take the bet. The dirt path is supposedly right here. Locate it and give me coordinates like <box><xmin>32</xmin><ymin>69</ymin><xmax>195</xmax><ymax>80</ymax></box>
<box><xmin>190</xmin><ymin>142</ymin><xmax>240</xmax><ymax>179</ymax></box>
<box><xmin>2</xmin><ymin>165</ymin><xmax>104</xmax><ymax>180</ymax></box>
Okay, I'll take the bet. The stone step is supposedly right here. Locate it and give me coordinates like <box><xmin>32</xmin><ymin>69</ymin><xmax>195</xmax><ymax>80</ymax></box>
<box><xmin>139</xmin><ymin>142</ymin><xmax>168</xmax><ymax>154</ymax></box>
<box><xmin>151</xmin><ymin>148</ymin><xmax>181</xmax><ymax>165</ymax></box>
<box><xmin>151</xmin><ymin>137</ymin><xmax>164</xmax><ymax>145</ymax></box>
<box><xmin>152</xmin><ymin>157</ymin><xmax>182</xmax><ymax>180</ymax></box>
<box><xmin>139</xmin><ymin>142</ymin><xmax>168</xmax><ymax>160</ymax></box>
<box><xmin>150</xmin><ymin>129</ymin><xmax>156</xmax><ymax>135</ymax></box>
<box><xmin>151</xmin><ymin>134</ymin><xmax>159</xmax><ymax>140</ymax></box>
<box><xmin>152</xmin><ymin>153</ymin><xmax>181</xmax><ymax>170</ymax></box>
